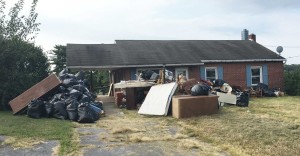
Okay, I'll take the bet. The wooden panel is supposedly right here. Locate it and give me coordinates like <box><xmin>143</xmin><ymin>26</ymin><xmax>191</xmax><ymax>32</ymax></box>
<box><xmin>172</xmin><ymin>95</ymin><xmax>218</xmax><ymax>119</ymax></box>
<box><xmin>9</xmin><ymin>74</ymin><xmax>61</xmax><ymax>114</ymax></box>
<box><xmin>126</xmin><ymin>88</ymin><xmax>136</xmax><ymax>110</ymax></box>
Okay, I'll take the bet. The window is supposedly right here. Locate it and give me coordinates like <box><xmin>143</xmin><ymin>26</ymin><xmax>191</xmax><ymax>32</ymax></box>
<box><xmin>205</xmin><ymin>67</ymin><xmax>217</xmax><ymax>81</ymax></box>
<box><xmin>251</xmin><ymin>66</ymin><xmax>262</xmax><ymax>85</ymax></box>
<box><xmin>175</xmin><ymin>68</ymin><xmax>188</xmax><ymax>79</ymax></box>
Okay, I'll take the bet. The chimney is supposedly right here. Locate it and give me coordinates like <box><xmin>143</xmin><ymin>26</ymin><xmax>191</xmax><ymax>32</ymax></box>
<box><xmin>249</xmin><ymin>33</ymin><xmax>256</xmax><ymax>42</ymax></box>
<box><xmin>241</xmin><ymin>29</ymin><xmax>249</xmax><ymax>40</ymax></box>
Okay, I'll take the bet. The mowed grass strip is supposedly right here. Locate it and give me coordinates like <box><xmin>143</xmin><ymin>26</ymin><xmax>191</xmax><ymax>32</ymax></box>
<box><xmin>0</xmin><ymin>111</ymin><xmax>78</xmax><ymax>156</ymax></box>
<box><xmin>178</xmin><ymin>96</ymin><xmax>300</xmax><ymax>156</ymax></box>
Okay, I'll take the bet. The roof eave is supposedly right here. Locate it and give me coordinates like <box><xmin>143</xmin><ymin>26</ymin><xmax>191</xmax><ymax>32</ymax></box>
<box><xmin>202</xmin><ymin>59</ymin><xmax>286</xmax><ymax>63</ymax></box>
<box><xmin>67</xmin><ymin>63</ymin><xmax>204</xmax><ymax>70</ymax></box>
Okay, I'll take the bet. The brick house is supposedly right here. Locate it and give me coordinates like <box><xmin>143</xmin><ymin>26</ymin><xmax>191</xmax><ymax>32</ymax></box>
<box><xmin>66</xmin><ymin>40</ymin><xmax>286</xmax><ymax>90</ymax></box>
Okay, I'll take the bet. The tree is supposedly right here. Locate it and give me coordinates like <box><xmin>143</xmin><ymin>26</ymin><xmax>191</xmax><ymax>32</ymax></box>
<box><xmin>284</xmin><ymin>65</ymin><xmax>300</xmax><ymax>96</ymax></box>
<box><xmin>0</xmin><ymin>0</ymin><xmax>49</xmax><ymax>110</ymax></box>
<box><xmin>0</xmin><ymin>0</ymin><xmax>40</xmax><ymax>41</ymax></box>
<box><xmin>51</xmin><ymin>45</ymin><xmax>66</xmax><ymax>73</ymax></box>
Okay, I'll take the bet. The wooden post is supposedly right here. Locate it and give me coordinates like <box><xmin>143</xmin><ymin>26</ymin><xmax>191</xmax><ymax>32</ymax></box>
<box><xmin>90</xmin><ymin>70</ymin><xmax>93</xmax><ymax>92</ymax></box>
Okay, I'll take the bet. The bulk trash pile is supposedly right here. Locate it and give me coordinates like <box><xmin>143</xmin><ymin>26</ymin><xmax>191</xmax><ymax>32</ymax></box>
<box><xmin>26</xmin><ymin>69</ymin><xmax>104</xmax><ymax>123</ymax></box>
<box><xmin>184</xmin><ymin>79</ymin><xmax>249</xmax><ymax>107</ymax></box>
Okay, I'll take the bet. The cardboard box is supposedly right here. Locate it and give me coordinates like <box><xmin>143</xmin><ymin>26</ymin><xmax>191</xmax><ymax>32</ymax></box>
<box><xmin>216</xmin><ymin>92</ymin><xmax>237</xmax><ymax>105</ymax></box>
<box><xmin>172</xmin><ymin>95</ymin><xmax>218</xmax><ymax>119</ymax></box>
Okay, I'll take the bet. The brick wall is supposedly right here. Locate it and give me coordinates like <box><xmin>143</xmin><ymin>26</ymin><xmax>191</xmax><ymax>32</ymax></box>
<box><xmin>118</xmin><ymin>61</ymin><xmax>284</xmax><ymax>91</ymax></box>
<box><xmin>198</xmin><ymin>62</ymin><xmax>284</xmax><ymax>90</ymax></box>
<box><xmin>189</xmin><ymin>66</ymin><xmax>200</xmax><ymax>80</ymax></box>
<box><xmin>267</xmin><ymin>62</ymin><xmax>284</xmax><ymax>90</ymax></box>
<box><xmin>222</xmin><ymin>63</ymin><xmax>247</xmax><ymax>89</ymax></box>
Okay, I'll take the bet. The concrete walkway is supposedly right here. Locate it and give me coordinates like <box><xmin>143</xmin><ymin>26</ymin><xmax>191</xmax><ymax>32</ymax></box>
<box><xmin>0</xmin><ymin>96</ymin><xmax>229</xmax><ymax>156</ymax></box>
<box><xmin>0</xmin><ymin>136</ymin><xmax>59</xmax><ymax>156</ymax></box>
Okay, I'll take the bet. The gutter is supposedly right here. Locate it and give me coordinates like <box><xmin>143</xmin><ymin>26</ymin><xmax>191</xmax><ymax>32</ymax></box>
<box><xmin>201</xmin><ymin>59</ymin><xmax>286</xmax><ymax>63</ymax></box>
<box><xmin>67</xmin><ymin>63</ymin><xmax>204</xmax><ymax>69</ymax></box>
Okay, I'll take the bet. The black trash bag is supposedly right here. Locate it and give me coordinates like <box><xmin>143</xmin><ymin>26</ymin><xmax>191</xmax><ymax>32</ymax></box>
<box><xmin>83</xmin><ymin>79</ymin><xmax>90</xmax><ymax>88</ymax></box>
<box><xmin>213</xmin><ymin>79</ymin><xmax>225</xmax><ymax>87</ymax></box>
<box><xmin>62</xmin><ymin>78</ymin><xmax>78</xmax><ymax>87</ymax></box>
<box><xmin>141</xmin><ymin>70</ymin><xmax>154</xmax><ymax>80</ymax></box>
<box><xmin>59</xmin><ymin>68</ymin><xmax>68</xmax><ymax>80</ymax></box>
<box><xmin>49</xmin><ymin>93</ymin><xmax>62</xmax><ymax>104</ymax></box>
<box><xmin>84</xmin><ymin>92</ymin><xmax>97</xmax><ymax>101</ymax></box>
<box><xmin>53</xmin><ymin>101</ymin><xmax>68</xmax><ymax>120</ymax></box>
<box><xmin>69</xmin><ymin>89</ymin><xmax>82</xmax><ymax>100</ymax></box>
<box><xmin>75</xmin><ymin>71</ymin><xmax>85</xmax><ymax>81</ymax></box>
<box><xmin>79</xmin><ymin>94</ymin><xmax>90</xmax><ymax>103</ymax></box>
<box><xmin>27</xmin><ymin>99</ymin><xmax>45</xmax><ymax>119</ymax></box>
<box><xmin>256</xmin><ymin>83</ymin><xmax>268</xmax><ymax>90</ymax></box>
<box><xmin>78</xmin><ymin>103</ymin><xmax>99</xmax><ymax>123</ymax></box>
<box><xmin>236</xmin><ymin>92</ymin><xmax>249</xmax><ymax>107</ymax></box>
<box><xmin>72</xmin><ymin>84</ymin><xmax>89</xmax><ymax>93</ymax></box>
<box><xmin>45</xmin><ymin>102</ymin><xmax>55</xmax><ymax>117</ymax></box>
<box><xmin>66</xmin><ymin>100</ymin><xmax>79</xmax><ymax>121</ymax></box>
<box><xmin>59</xmin><ymin>86</ymin><xmax>68</xmax><ymax>93</ymax></box>
<box><xmin>264</xmin><ymin>90</ymin><xmax>276</xmax><ymax>97</ymax></box>
<box><xmin>89</xmin><ymin>104</ymin><xmax>101</xmax><ymax>120</ymax></box>
<box><xmin>90</xmin><ymin>101</ymin><xmax>103</xmax><ymax>110</ymax></box>
<box><xmin>191</xmin><ymin>83</ymin><xmax>210</xmax><ymax>96</ymax></box>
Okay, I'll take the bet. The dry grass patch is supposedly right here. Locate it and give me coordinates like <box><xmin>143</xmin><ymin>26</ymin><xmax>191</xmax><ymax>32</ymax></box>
<box><xmin>178</xmin><ymin>96</ymin><xmax>300</xmax><ymax>156</ymax></box>
<box><xmin>2</xmin><ymin>137</ymin><xmax>44</xmax><ymax>149</ymax></box>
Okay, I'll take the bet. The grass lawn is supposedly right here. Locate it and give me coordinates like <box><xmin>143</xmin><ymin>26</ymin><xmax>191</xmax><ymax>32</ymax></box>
<box><xmin>178</xmin><ymin>96</ymin><xmax>300</xmax><ymax>156</ymax></box>
<box><xmin>1</xmin><ymin>96</ymin><xmax>299</xmax><ymax>156</ymax></box>
<box><xmin>0</xmin><ymin>111</ymin><xmax>78</xmax><ymax>155</ymax></box>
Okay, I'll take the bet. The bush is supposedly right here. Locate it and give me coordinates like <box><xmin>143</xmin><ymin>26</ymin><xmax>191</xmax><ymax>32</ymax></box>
<box><xmin>284</xmin><ymin>65</ymin><xmax>300</xmax><ymax>96</ymax></box>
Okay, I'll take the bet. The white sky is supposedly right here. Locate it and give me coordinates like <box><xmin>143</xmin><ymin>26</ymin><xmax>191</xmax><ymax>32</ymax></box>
<box><xmin>4</xmin><ymin>0</ymin><xmax>300</xmax><ymax>64</ymax></box>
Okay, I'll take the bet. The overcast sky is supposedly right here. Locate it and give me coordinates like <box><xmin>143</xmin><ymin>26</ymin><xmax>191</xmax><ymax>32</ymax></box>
<box><xmin>5</xmin><ymin>0</ymin><xmax>300</xmax><ymax>64</ymax></box>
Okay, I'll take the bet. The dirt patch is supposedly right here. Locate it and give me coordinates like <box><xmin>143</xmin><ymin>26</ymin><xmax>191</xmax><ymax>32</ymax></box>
<box><xmin>76</xmin><ymin>102</ymin><xmax>229</xmax><ymax>156</ymax></box>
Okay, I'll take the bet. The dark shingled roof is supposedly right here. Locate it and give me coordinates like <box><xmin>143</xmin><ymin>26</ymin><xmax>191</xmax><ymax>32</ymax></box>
<box><xmin>66</xmin><ymin>40</ymin><xmax>285</xmax><ymax>69</ymax></box>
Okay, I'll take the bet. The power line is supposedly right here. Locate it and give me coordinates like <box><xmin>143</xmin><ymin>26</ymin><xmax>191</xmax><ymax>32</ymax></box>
<box><xmin>287</xmin><ymin>55</ymin><xmax>300</xmax><ymax>59</ymax></box>
<box><xmin>264</xmin><ymin>45</ymin><xmax>300</xmax><ymax>48</ymax></box>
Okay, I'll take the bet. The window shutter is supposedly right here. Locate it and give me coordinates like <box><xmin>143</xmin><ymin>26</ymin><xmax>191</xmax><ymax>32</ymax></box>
<box><xmin>246</xmin><ymin>65</ymin><xmax>251</xmax><ymax>87</ymax></box>
<box><xmin>200</xmin><ymin>66</ymin><xmax>205</xmax><ymax>80</ymax></box>
<box><xmin>217</xmin><ymin>65</ymin><xmax>223</xmax><ymax>80</ymax></box>
<box><xmin>131</xmin><ymin>68</ymin><xmax>136</xmax><ymax>80</ymax></box>
<box><xmin>263</xmin><ymin>64</ymin><xmax>268</xmax><ymax>85</ymax></box>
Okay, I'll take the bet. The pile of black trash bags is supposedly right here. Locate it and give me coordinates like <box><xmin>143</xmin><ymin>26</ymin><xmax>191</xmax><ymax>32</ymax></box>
<box><xmin>255</xmin><ymin>83</ymin><xmax>277</xmax><ymax>97</ymax></box>
<box><xmin>26</xmin><ymin>69</ymin><xmax>103</xmax><ymax>123</ymax></box>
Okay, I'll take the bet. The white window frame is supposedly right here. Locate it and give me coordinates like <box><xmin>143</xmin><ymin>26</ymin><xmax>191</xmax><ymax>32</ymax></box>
<box><xmin>251</xmin><ymin>66</ymin><xmax>262</xmax><ymax>85</ymax></box>
<box><xmin>175</xmin><ymin>68</ymin><xmax>189</xmax><ymax>79</ymax></box>
<box><xmin>205</xmin><ymin>67</ymin><xmax>218</xmax><ymax>81</ymax></box>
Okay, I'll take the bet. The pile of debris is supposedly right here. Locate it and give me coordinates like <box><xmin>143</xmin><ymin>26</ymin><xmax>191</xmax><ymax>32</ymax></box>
<box><xmin>178</xmin><ymin>78</ymin><xmax>249</xmax><ymax>107</ymax></box>
<box><xmin>255</xmin><ymin>83</ymin><xmax>277</xmax><ymax>97</ymax></box>
<box><xmin>13</xmin><ymin>69</ymin><xmax>104</xmax><ymax>123</ymax></box>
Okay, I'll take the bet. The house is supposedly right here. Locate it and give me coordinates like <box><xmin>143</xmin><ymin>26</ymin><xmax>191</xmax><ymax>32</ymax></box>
<box><xmin>66</xmin><ymin>40</ymin><xmax>286</xmax><ymax>91</ymax></box>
